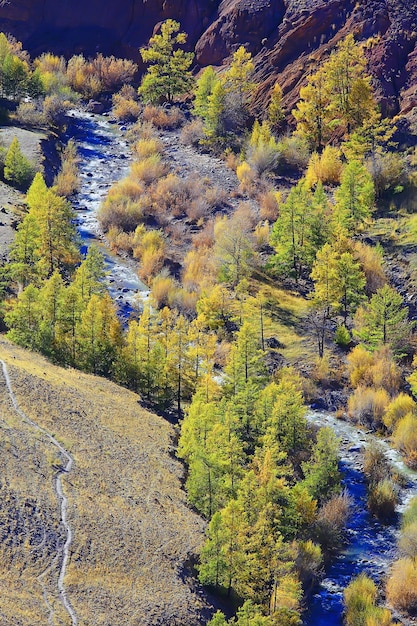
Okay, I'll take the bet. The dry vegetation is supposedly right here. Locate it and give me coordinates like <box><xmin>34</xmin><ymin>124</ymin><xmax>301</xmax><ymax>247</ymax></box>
<box><xmin>0</xmin><ymin>336</ymin><xmax>210</xmax><ymax>625</ymax></box>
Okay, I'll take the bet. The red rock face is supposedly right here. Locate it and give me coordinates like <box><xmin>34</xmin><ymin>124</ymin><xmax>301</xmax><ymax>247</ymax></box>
<box><xmin>1</xmin><ymin>0</ymin><xmax>417</xmax><ymax>119</ymax></box>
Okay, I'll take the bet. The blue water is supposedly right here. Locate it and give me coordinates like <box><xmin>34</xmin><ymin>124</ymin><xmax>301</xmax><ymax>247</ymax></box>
<box><xmin>304</xmin><ymin>411</ymin><xmax>417</xmax><ymax>625</ymax></box>
<box><xmin>66</xmin><ymin>111</ymin><xmax>149</xmax><ymax>322</ymax></box>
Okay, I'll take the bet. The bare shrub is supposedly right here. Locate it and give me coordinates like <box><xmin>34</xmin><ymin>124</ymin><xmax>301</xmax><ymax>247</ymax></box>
<box><xmin>43</xmin><ymin>94</ymin><xmax>72</xmax><ymax>130</ymax></box>
<box><xmin>67</xmin><ymin>54</ymin><xmax>137</xmax><ymax>97</ymax></box>
<box><xmin>106</xmin><ymin>227</ymin><xmax>134</xmax><ymax>254</ymax></box>
<box><xmin>187</xmin><ymin>197</ymin><xmax>210</xmax><ymax>222</ymax></box>
<box><xmin>393</xmin><ymin>413</ymin><xmax>417</xmax><ymax>467</ymax></box>
<box><xmin>353</xmin><ymin>241</ymin><xmax>386</xmax><ymax>295</ymax></box>
<box><xmin>15</xmin><ymin>101</ymin><xmax>44</xmax><ymax>127</ymax></box>
<box><xmin>247</xmin><ymin>143</ymin><xmax>280</xmax><ymax>178</ymax></box>
<box><xmin>386</xmin><ymin>558</ymin><xmax>417</xmax><ymax>613</ymax></box>
<box><xmin>143</xmin><ymin>105</ymin><xmax>184</xmax><ymax>129</ymax></box>
<box><xmin>130</xmin><ymin>155</ymin><xmax>167</xmax><ymax>185</ymax></box>
<box><xmin>224</xmin><ymin>149</ymin><xmax>239</xmax><ymax>170</ymax></box>
<box><xmin>192</xmin><ymin>219</ymin><xmax>215</xmax><ymax>248</ymax></box>
<box><xmin>278</xmin><ymin>135</ymin><xmax>310</xmax><ymax>171</ymax></box>
<box><xmin>112</xmin><ymin>86</ymin><xmax>141</xmax><ymax>122</ymax></box>
<box><xmin>348</xmin><ymin>386</ymin><xmax>390</xmax><ymax>428</ymax></box>
<box><xmin>204</xmin><ymin>185</ymin><xmax>227</xmax><ymax>210</ymax></box>
<box><xmin>153</xmin><ymin>173</ymin><xmax>202</xmax><ymax>219</ymax></box>
<box><xmin>180</xmin><ymin>119</ymin><xmax>205</xmax><ymax>146</ymax></box>
<box><xmin>169</xmin><ymin>288</ymin><xmax>199</xmax><ymax>317</ymax></box>
<box><xmin>259</xmin><ymin>189</ymin><xmax>280</xmax><ymax>221</ymax></box>
<box><xmin>314</xmin><ymin>491</ymin><xmax>352</xmax><ymax>550</ymax></box>
<box><xmin>125</xmin><ymin>120</ymin><xmax>157</xmax><ymax>144</ymax></box>
<box><xmin>368</xmin><ymin>479</ymin><xmax>398</xmax><ymax>520</ymax></box>
<box><xmin>363</xmin><ymin>443</ymin><xmax>391</xmax><ymax>485</ymax></box>
<box><xmin>383</xmin><ymin>393</ymin><xmax>417</xmax><ymax>431</ymax></box>
<box><xmin>151</xmin><ymin>274</ymin><xmax>177</xmax><ymax>309</ymax></box>
<box><xmin>133</xmin><ymin>137</ymin><xmax>163</xmax><ymax>159</ymax></box>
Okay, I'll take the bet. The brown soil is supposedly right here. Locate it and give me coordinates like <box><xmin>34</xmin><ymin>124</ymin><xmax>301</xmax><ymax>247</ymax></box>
<box><xmin>0</xmin><ymin>335</ymin><xmax>212</xmax><ymax>625</ymax></box>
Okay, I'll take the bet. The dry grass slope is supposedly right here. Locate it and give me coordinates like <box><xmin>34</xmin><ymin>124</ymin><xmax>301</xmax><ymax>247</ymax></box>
<box><xmin>0</xmin><ymin>335</ymin><xmax>209</xmax><ymax>626</ymax></box>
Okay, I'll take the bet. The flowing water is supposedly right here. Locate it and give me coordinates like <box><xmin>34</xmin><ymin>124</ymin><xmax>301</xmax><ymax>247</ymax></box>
<box><xmin>65</xmin><ymin>111</ymin><xmax>417</xmax><ymax>625</ymax></box>
<box><xmin>304</xmin><ymin>410</ymin><xmax>417</xmax><ymax>625</ymax></box>
<box><xmin>66</xmin><ymin>111</ymin><xmax>149</xmax><ymax>322</ymax></box>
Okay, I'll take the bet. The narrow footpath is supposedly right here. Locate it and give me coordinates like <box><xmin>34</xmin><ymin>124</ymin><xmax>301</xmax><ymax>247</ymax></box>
<box><xmin>0</xmin><ymin>359</ymin><xmax>77</xmax><ymax>626</ymax></box>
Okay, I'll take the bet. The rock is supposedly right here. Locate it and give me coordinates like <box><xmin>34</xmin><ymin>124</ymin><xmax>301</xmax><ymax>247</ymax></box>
<box><xmin>2</xmin><ymin>1</ymin><xmax>417</xmax><ymax>127</ymax></box>
<box><xmin>86</xmin><ymin>100</ymin><xmax>105</xmax><ymax>114</ymax></box>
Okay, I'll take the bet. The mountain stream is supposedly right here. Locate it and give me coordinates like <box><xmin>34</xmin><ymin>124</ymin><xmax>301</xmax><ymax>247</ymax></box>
<box><xmin>66</xmin><ymin>111</ymin><xmax>149</xmax><ymax>322</ymax></box>
<box><xmin>304</xmin><ymin>410</ymin><xmax>417</xmax><ymax>625</ymax></box>
<box><xmin>67</xmin><ymin>112</ymin><xmax>417</xmax><ymax>626</ymax></box>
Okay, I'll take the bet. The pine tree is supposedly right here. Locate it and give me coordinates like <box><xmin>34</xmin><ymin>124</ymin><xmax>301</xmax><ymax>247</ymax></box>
<box><xmin>333</xmin><ymin>160</ymin><xmax>375</xmax><ymax>233</ymax></box>
<box><xmin>138</xmin><ymin>19</ymin><xmax>194</xmax><ymax>103</ymax></box>
<box><xmin>354</xmin><ymin>284</ymin><xmax>411</xmax><ymax>353</ymax></box>
<box><xmin>4</xmin><ymin>136</ymin><xmax>34</xmax><ymax>190</ymax></box>
<box><xmin>270</xmin><ymin>180</ymin><xmax>315</xmax><ymax>278</ymax></box>
<box><xmin>268</xmin><ymin>82</ymin><xmax>285</xmax><ymax>133</ymax></box>
<box><xmin>193</xmin><ymin>66</ymin><xmax>219</xmax><ymax>121</ymax></box>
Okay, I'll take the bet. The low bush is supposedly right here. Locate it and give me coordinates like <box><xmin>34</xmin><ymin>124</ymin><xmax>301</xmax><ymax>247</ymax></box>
<box><xmin>314</xmin><ymin>491</ymin><xmax>351</xmax><ymax>550</ymax></box>
<box><xmin>401</xmin><ymin>496</ymin><xmax>417</xmax><ymax>529</ymax></box>
<box><xmin>247</xmin><ymin>143</ymin><xmax>280</xmax><ymax>178</ymax></box>
<box><xmin>363</xmin><ymin>443</ymin><xmax>391</xmax><ymax>485</ymax></box>
<box><xmin>54</xmin><ymin>139</ymin><xmax>79</xmax><ymax>197</ymax></box>
<box><xmin>151</xmin><ymin>274</ymin><xmax>177</xmax><ymax>309</ymax></box>
<box><xmin>259</xmin><ymin>189</ymin><xmax>280</xmax><ymax>221</ymax></box>
<box><xmin>353</xmin><ymin>241</ymin><xmax>386</xmax><ymax>295</ymax></box>
<box><xmin>277</xmin><ymin>135</ymin><xmax>310</xmax><ymax>171</ymax></box>
<box><xmin>143</xmin><ymin>104</ymin><xmax>184</xmax><ymax>129</ymax></box>
<box><xmin>367</xmin><ymin>479</ymin><xmax>398</xmax><ymax>520</ymax></box>
<box><xmin>133</xmin><ymin>137</ymin><xmax>163</xmax><ymax>160</ymax></box>
<box><xmin>15</xmin><ymin>101</ymin><xmax>44</xmax><ymax>127</ymax></box>
<box><xmin>398</xmin><ymin>522</ymin><xmax>417</xmax><ymax>560</ymax></box>
<box><xmin>295</xmin><ymin>540</ymin><xmax>322</xmax><ymax>587</ymax></box>
<box><xmin>347</xmin><ymin>345</ymin><xmax>401</xmax><ymax>396</ymax></box>
<box><xmin>348</xmin><ymin>386</ymin><xmax>390</xmax><ymax>429</ymax></box>
<box><xmin>106</xmin><ymin>226</ymin><xmax>134</xmax><ymax>254</ymax></box>
<box><xmin>345</xmin><ymin>574</ymin><xmax>394</xmax><ymax>626</ymax></box>
<box><xmin>386</xmin><ymin>558</ymin><xmax>417</xmax><ymax>614</ymax></box>
<box><xmin>392</xmin><ymin>413</ymin><xmax>417</xmax><ymax>467</ymax></box>
<box><xmin>334</xmin><ymin>324</ymin><xmax>351</xmax><ymax>347</ymax></box>
<box><xmin>236</xmin><ymin>160</ymin><xmax>255</xmax><ymax>191</ymax></box>
<box><xmin>305</xmin><ymin>146</ymin><xmax>343</xmax><ymax>187</ymax></box>
<box><xmin>130</xmin><ymin>155</ymin><xmax>167</xmax><ymax>185</ymax></box>
<box><xmin>112</xmin><ymin>85</ymin><xmax>141</xmax><ymax>122</ymax></box>
<box><xmin>383</xmin><ymin>393</ymin><xmax>417</xmax><ymax>431</ymax></box>
<box><xmin>180</xmin><ymin>119</ymin><xmax>205</xmax><ymax>146</ymax></box>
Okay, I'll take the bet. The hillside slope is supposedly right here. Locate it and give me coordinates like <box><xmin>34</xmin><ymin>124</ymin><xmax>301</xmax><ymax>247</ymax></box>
<box><xmin>2</xmin><ymin>0</ymin><xmax>417</xmax><ymax>120</ymax></box>
<box><xmin>0</xmin><ymin>335</ymin><xmax>209</xmax><ymax>626</ymax></box>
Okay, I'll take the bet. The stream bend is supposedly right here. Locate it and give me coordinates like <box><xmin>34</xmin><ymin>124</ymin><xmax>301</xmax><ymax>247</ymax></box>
<box><xmin>0</xmin><ymin>359</ymin><xmax>77</xmax><ymax>626</ymax></box>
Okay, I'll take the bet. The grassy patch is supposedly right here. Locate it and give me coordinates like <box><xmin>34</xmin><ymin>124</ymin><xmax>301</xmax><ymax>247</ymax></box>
<box><xmin>0</xmin><ymin>335</ymin><xmax>209</xmax><ymax>625</ymax></box>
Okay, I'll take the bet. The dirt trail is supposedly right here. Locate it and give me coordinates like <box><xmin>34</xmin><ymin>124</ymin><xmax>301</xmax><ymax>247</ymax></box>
<box><xmin>0</xmin><ymin>359</ymin><xmax>77</xmax><ymax>626</ymax></box>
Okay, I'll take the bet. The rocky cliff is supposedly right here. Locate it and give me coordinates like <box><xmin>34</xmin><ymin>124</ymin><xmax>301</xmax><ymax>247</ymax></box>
<box><xmin>1</xmin><ymin>0</ymin><xmax>417</xmax><ymax>120</ymax></box>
